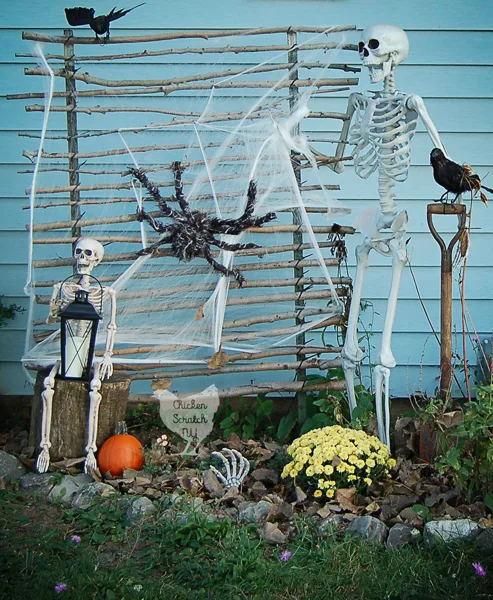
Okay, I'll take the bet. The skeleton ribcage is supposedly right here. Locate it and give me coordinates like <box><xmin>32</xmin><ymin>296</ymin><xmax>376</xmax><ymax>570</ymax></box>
<box><xmin>349</xmin><ymin>94</ymin><xmax>418</xmax><ymax>181</ymax></box>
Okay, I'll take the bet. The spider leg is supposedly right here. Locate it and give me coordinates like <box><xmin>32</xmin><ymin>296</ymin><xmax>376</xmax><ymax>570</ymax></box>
<box><xmin>203</xmin><ymin>249</ymin><xmax>246</xmax><ymax>287</ymax></box>
<box><xmin>136</xmin><ymin>235</ymin><xmax>172</xmax><ymax>256</ymax></box>
<box><xmin>211</xmin><ymin>237</ymin><xmax>260</xmax><ymax>251</ymax></box>
<box><xmin>439</xmin><ymin>190</ymin><xmax>450</xmax><ymax>203</ymax></box>
<box><xmin>209</xmin><ymin>212</ymin><xmax>276</xmax><ymax>236</ymax></box>
<box><xmin>136</xmin><ymin>207</ymin><xmax>172</xmax><ymax>234</ymax></box>
<box><xmin>171</xmin><ymin>161</ymin><xmax>190</xmax><ymax>213</ymax></box>
<box><xmin>130</xmin><ymin>167</ymin><xmax>179</xmax><ymax>220</ymax></box>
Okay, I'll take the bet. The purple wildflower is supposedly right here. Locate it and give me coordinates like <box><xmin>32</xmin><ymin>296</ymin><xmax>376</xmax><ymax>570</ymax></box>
<box><xmin>70</xmin><ymin>535</ymin><xmax>81</xmax><ymax>543</ymax></box>
<box><xmin>472</xmin><ymin>562</ymin><xmax>486</xmax><ymax>577</ymax></box>
<box><xmin>280</xmin><ymin>550</ymin><xmax>292</xmax><ymax>562</ymax></box>
<box><xmin>55</xmin><ymin>583</ymin><xmax>68</xmax><ymax>593</ymax></box>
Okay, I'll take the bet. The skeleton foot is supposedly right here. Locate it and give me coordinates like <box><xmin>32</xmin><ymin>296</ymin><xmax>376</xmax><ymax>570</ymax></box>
<box><xmin>342</xmin><ymin>356</ymin><xmax>358</xmax><ymax>416</ymax></box>
<box><xmin>85</xmin><ymin>450</ymin><xmax>97</xmax><ymax>473</ymax></box>
<box><xmin>374</xmin><ymin>365</ymin><xmax>391</xmax><ymax>449</ymax></box>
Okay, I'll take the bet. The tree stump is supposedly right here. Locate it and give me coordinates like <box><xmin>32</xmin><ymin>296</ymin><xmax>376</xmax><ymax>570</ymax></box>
<box><xmin>29</xmin><ymin>371</ymin><xmax>131</xmax><ymax>462</ymax></box>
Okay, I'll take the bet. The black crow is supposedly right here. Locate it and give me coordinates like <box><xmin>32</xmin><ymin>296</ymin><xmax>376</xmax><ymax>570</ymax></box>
<box><xmin>430</xmin><ymin>148</ymin><xmax>492</xmax><ymax>205</ymax></box>
<box><xmin>65</xmin><ymin>4</ymin><xmax>145</xmax><ymax>40</ymax></box>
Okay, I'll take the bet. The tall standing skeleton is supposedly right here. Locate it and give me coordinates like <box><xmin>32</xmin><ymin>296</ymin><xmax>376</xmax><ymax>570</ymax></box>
<box><xmin>333</xmin><ymin>24</ymin><xmax>448</xmax><ymax>446</ymax></box>
<box><xmin>37</xmin><ymin>238</ymin><xmax>117</xmax><ymax>473</ymax></box>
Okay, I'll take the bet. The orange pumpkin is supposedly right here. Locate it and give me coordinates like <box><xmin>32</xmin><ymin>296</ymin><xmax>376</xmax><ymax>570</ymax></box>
<box><xmin>98</xmin><ymin>423</ymin><xmax>145</xmax><ymax>477</ymax></box>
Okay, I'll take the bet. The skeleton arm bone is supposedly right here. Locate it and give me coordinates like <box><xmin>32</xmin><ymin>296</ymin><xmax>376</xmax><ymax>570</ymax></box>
<box><xmin>97</xmin><ymin>287</ymin><xmax>117</xmax><ymax>380</ymax></box>
<box><xmin>328</xmin><ymin>93</ymin><xmax>358</xmax><ymax>173</ymax></box>
<box><xmin>46</xmin><ymin>283</ymin><xmax>63</xmax><ymax>324</ymax></box>
<box><xmin>406</xmin><ymin>95</ymin><xmax>448</xmax><ymax>157</ymax></box>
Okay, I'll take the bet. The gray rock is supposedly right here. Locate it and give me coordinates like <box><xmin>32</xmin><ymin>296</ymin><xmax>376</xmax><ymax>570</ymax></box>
<box><xmin>48</xmin><ymin>474</ymin><xmax>93</xmax><ymax>506</ymax></box>
<box><xmin>267</xmin><ymin>501</ymin><xmax>293</xmax><ymax>523</ymax></box>
<box><xmin>125</xmin><ymin>497</ymin><xmax>157</xmax><ymax>522</ymax></box>
<box><xmin>260</xmin><ymin>522</ymin><xmax>287</xmax><ymax>545</ymax></box>
<box><xmin>346</xmin><ymin>515</ymin><xmax>389</xmax><ymax>544</ymax></box>
<box><xmin>318</xmin><ymin>514</ymin><xmax>345</xmax><ymax>535</ymax></box>
<box><xmin>202</xmin><ymin>469</ymin><xmax>225</xmax><ymax>498</ymax></box>
<box><xmin>424</xmin><ymin>519</ymin><xmax>481</xmax><ymax>545</ymax></box>
<box><xmin>0</xmin><ymin>451</ymin><xmax>27</xmax><ymax>482</ymax></box>
<box><xmin>20</xmin><ymin>473</ymin><xmax>57</xmax><ymax>496</ymax></box>
<box><xmin>250</xmin><ymin>481</ymin><xmax>268</xmax><ymax>501</ymax></box>
<box><xmin>251</xmin><ymin>468</ymin><xmax>279</xmax><ymax>486</ymax></box>
<box><xmin>237</xmin><ymin>500</ymin><xmax>272</xmax><ymax>524</ymax></box>
<box><xmin>475</xmin><ymin>528</ymin><xmax>493</xmax><ymax>553</ymax></box>
<box><xmin>387</xmin><ymin>523</ymin><xmax>422</xmax><ymax>549</ymax></box>
<box><xmin>71</xmin><ymin>482</ymin><xmax>116</xmax><ymax>509</ymax></box>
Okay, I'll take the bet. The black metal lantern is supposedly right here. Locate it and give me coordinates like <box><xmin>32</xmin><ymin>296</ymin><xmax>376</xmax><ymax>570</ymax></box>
<box><xmin>59</xmin><ymin>286</ymin><xmax>102</xmax><ymax>380</ymax></box>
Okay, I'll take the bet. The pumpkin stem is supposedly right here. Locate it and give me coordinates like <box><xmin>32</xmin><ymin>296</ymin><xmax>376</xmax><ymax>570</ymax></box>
<box><xmin>117</xmin><ymin>421</ymin><xmax>128</xmax><ymax>435</ymax></box>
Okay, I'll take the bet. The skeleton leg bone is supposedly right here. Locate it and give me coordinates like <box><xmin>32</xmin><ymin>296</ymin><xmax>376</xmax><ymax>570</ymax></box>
<box><xmin>374</xmin><ymin>233</ymin><xmax>408</xmax><ymax>448</ymax></box>
<box><xmin>342</xmin><ymin>242</ymin><xmax>371</xmax><ymax>416</ymax></box>
<box><xmin>37</xmin><ymin>362</ymin><xmax>60</xmax><ymax>473</ymax></box>
<box><xmin>85</xmin><ymin>369</ymin><xmax>102</xmax><ymax>472</ymax></box>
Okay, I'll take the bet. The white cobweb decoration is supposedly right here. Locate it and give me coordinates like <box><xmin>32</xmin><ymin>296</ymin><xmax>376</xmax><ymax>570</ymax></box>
<box><xmin>22</xmin><ymin>28</ymin><xmax>352</xmax><ymax>373</ymax></box>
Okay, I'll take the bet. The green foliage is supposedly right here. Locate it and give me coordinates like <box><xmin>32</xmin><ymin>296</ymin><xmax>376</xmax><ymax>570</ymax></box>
<box><xmin>216</xmin><ymin>395</ymin><xmax>275</xmax><ymax>440</ymax></box>
<box><xmin>2</xmin><ymin>486</ymin><xmax>492</xmax><ymax>600</ymax></box>
<box><xmin>432</xmin><ymin>383</ymin><xmax>493</xmax><ymax>505</ymax></box>
<box><xmin>126</xmin><ymin>402</ymin><xmax>163</xmax><ymax>432</ymax></box>
<box><xmin>411</xmin><ymin>504</ymin><xmax>432</xmax><ymax>522</ymax></box>
<box><xmin>300</xmin><ymin>369</ymin><xmax>376</xmax><ymax>435</ymax></box>
<box><xmin>0</xmin><ymin>296</ymin><xmax>24</xmax><ymax>329</ymax></box>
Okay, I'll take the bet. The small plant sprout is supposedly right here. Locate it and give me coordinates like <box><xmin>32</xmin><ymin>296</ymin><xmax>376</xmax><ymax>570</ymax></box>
<box><xmin>210</xmin><ymin>448</ymin><xmax>250</xmax><ymax>489</ymax></box>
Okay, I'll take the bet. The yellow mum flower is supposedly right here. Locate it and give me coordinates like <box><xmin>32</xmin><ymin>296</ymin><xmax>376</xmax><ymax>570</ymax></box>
<box><xmin>324</xmin><ymin>464</ymin><xmax>334</xmax><ymax>475</ymax></box>
<box><xmin>290</xmin><ymin>470</ymin><xmax>298</xmax><ymax>478</ymax></box>
<box><xmin>305</xmin><ymin>466</ymin><xmax>315</xmax><ymax>477</ymax></box>
<box><xmin>348</xmin><ymin>454</ymin><xmax>358</xmax><ymax>465</ymax></box>
<box><xmin>388</xmin><ymin>458</ymin><xmax>397</xmax><ymax>468</ymax></box>
<box><xmin>326</xmin><ymin>489</ymin><xmax>335</xmax><ymax>498</ymax></box>
<box><xmin>336</xmin><ymin>463</ymin><xmax>347</xmax><ymax>473</ymax></box>
<box><xmin>364</xmin><ymin>477</ymin><xmax>372</xmax><ymax>486</ymax></box>
<box><xmin>366</xmin><ymin>458</ymin><xmax>376</xmax><ymax>468</ymax></box>
<box><xmin>314</xmin><ymin>465</ymin><xmax>324</xmax><ymax>475</ymax></box>
<box><xmin>348</xmin><ymin>474</ymin><xmax>357</xmax><ymax>481</ymax></box>
<box><xmin>314</xmin><ymin>489</ymin><xmax>323</xmax><ymax>498</ymax></box>
<box><xmin>356</xmin><ymin>459</ymin><xmax>365</xmax><ymax>469</ymax></box>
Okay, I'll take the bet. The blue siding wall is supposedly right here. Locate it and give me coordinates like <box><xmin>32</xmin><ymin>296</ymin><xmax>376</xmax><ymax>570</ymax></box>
<box><xmin>2</xmin><ymin>0</ymin><xmax>493</xmax><ymax>398</ymax></box>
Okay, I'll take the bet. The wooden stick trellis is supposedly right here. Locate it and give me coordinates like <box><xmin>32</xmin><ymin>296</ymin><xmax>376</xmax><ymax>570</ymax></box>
<box><xmin>12</xmin><ymin>25</ymin><xmax>357</xmax><ymax>400</ymax></box>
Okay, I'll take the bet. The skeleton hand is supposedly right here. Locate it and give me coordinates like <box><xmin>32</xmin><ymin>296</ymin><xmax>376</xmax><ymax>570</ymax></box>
<box><xmin>210</xmin><ymin>448</ymin><xmax>250</xmax><ymax>489</ymax></box>
<box><xmin>98</xmin><ymin>354</ymin><xmax>113</xmax><ymax>380</ymax></box>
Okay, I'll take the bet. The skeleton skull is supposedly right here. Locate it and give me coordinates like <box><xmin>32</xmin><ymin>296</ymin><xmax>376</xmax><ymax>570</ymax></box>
<box><xmin>74</xmin><ymin>238</ymin><xmax>104</xmax><ymax>275</ymax></box>
<box><xmin>358</xmin><ymin>24</ymin><xmax>409</xmax><ymax>84</ymax></box>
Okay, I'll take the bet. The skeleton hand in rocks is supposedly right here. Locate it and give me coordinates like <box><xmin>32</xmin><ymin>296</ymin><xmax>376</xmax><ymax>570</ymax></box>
<box><xmin>38</xmin><ymin>238</ymin><xmax>117</xmax><ymax>474</ymax></box>
<box><xmin>331</xmin><ymin>25</ymin><xmax>448</xmax><ymax>448</ymax></box>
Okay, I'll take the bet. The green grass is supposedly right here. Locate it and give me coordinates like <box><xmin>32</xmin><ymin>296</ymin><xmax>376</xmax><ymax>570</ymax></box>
<box><xmin>0</xmin><ymin>487</ymin><xmax>492</xmax><ymax>600</ymax></box>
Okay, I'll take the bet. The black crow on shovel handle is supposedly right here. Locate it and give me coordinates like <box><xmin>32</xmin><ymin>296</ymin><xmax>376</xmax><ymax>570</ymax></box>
<box><xmin>65</xmin><ymin>4</ymin><xmax>145</xmax><ymax>41</ymax></box>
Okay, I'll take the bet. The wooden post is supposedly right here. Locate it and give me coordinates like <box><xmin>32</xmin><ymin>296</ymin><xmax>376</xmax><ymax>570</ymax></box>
<box><xmin>287</xmin><ymin>30</ymin><xmax>308</xmax><ymax>424</ymax></box>
<box><xmin>427</xmin><ymin>203</ymin><xmax>467</xmax><ymax>399</ymax></box>
<box><xmin>64</xmin><ymin>30</ymin><xmax>81</xmax><ymax>250</ymax></box>
<box><xmin>30</xmin><ymin>372</ymin><xmax>131</xmax><ymax>461</ymax></box>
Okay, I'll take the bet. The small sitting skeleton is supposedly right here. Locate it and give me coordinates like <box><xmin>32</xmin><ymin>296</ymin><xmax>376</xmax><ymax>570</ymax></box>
<box><xmin>332</xmin><ymin>25</ymin><xmax>449</xmax><ymax>447</ymax></box>
<box><xmin>37</xmin><ymin>238</ymin><xmax>117</xmax><ymax>473</ymax></box>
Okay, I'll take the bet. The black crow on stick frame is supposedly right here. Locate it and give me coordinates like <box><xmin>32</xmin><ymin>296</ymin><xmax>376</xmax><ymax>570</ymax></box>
<box><xmin>65</xmin><ymin>4</ymin><xmax>145</xmax><ymax>40</ymax></box>
<box><xmin>430</xmin><ymin>148</ymin><xmax>492</xmax><ymax>205</ymax></box>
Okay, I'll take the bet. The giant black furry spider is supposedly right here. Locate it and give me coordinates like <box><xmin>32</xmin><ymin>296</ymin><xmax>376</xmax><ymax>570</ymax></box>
<box><xmin>129</xmin><ymin>162</ymin><xmax>276</xmax><ymax>286</ymax></box>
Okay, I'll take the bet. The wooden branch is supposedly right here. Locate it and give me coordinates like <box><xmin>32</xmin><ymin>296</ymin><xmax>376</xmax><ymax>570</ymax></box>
<box><xmin>25</xmin><ymin>62</ymin><xmax>357</xmax><ymax>89</ymax></box>
<box><xmin>22</xmin><ymin>25</ymin><xmax>357</xmax><ymax>45</ymax></box>
<box><xmin>116</xmin><ymin>358</ymin><xmax>342</xmax><ymax>381</ymax></box>
<box><xmin>126</xmin><ymin>379</ymin><xmax>346</xmax><ymax>399</ymax></box>
<box><xmin>31</xmin><ymin>243</ymin><xmax>344</xmax><ymax>277</ymax></box>
<box><xmin>17</xmin><ymin>45</ymin><xmax>359</xmax><ymax>63</ymax></box>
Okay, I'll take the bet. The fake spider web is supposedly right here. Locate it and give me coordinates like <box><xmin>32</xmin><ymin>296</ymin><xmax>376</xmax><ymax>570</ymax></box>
<box><xmin>22</xmin><ymin>30</ymin><xmax>353</xmax><ymax>374</ymax></box>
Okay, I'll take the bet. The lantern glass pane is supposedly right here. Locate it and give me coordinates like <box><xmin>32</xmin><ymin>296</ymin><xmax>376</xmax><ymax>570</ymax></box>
<box><xmin>64</xmin><ymin>319</ymin><xmax>93</xmax><ymax>378</ymax></box>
